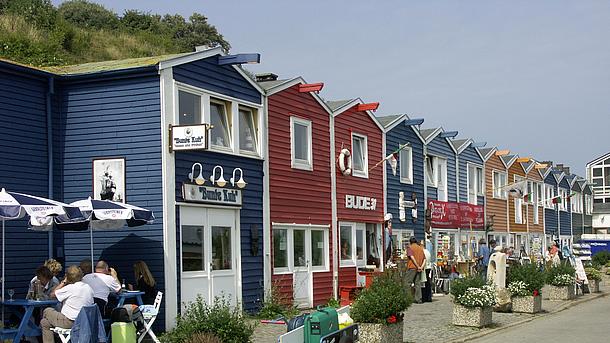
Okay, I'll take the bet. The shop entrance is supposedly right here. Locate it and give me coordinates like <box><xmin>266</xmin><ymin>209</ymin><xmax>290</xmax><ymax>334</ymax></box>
<box><xmin>180</xmin><ymin>206</ymin><xmax>239</xmax><ymax>310</ymax></box>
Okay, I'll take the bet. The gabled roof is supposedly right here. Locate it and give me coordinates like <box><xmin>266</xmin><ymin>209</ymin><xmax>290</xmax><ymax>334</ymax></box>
<box><xmin>377</xmin><ymin>114</ymin><xmax>403</xmax><ymax>127</ymax></box>
<box><xmin>257</xmin><ymin>76</ymin><xmax>333</xmax><ymax>114</ymax></box>
<box><xmin>419</xmin><ymin>127</ymin><xmax>442</xmax><ymax>143</ymax></box>
<box><xmin>450</xmin><ymin>138</ymin><xmax>472</xmax><ymax>154</ymax></box>
<box><xmin>42</xmin><ymin>53</ymin><xmax>189</xmax><ymax>75</ymax></box>
<box><xmin>521</xmin><ymin>161</ymin><xmax>535</xmax><ymax>174</ymax></box>
<box><xmin>551</xmin><ymin>169</ymin><xmax>566</xmax><ymax>185</ymax></box>
<box><xmin>586</xmin><ymin>151</ymin><xmax>610</xmax><ymax>167</ymax></box>
<box><xmin>500</xmin><ymin>154</ymin><xmax>518</xmax><ymax>168</ymax></box>
<box><xmin>477</xmin><ymin>147</ymin><xmax>497</xmax><ymax>162</ymax></box>
<box><xmin>327</xmin><ymin>98</ymin><xmax>384</xmax><ymax>131</ymax></box>
<box><xmin>377</xmin><ymin>114</ymin><xmax>426</xmax><ymax>144</ymax></box>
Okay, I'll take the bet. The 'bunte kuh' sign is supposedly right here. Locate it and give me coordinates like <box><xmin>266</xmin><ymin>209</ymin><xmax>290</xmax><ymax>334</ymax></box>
<box><xmin>183</xmin><ymin>183</ymin><xmax>242</xmax><ymax>206</ymax></box>
<box><xmin>169</xmin><ymin>124</ymin><xmax>209</xmax><ymax>152</ymax></box>
<box><xmin>428</xmin><ymin>200</ymin><xmax>484</xmax><ymax>229</ymax></box>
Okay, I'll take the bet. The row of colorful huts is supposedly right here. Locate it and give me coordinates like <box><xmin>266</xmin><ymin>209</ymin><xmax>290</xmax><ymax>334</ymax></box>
<box><xmin>0</xmin><ymin>47</ymin><xmax>593</xmax><ymax>330</ymax></box>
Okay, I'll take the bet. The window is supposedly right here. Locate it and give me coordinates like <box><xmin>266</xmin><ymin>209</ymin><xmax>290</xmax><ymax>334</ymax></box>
<box><xmin>545</xmin><ymin>184</ymin><xmax>556</xmax><ymax>208</ymax></box>
<box><xmin>399</xmin><ymin>145</ymin><xmax>413</xmax><ymax>184</ymax></box>
<box><xmin>534</xmin><ymin>182</ymin><xmax>543</xmax><ymax>224</ymax></box>
<box><xmin>340</xmin><ymin>225</ymin><xmax>353</xmax><ymax>264</ymax></box>
<box><xmin>571</xmin><ymin>192</ymin><xmax>583</xmax><ymax>213</ymax></box>
<box><xmin>340</xmin><ymin>223</ymin><xmax>368</xmax><ymax>266</ymax></box>
<box><xmin>558</xmin><ymin>188</ymin><xmax>568</xmax><ymax>211</ymax></box>
<box><xmin>290</xmin><ymin>117</ymin><xmax>313</xmax><ymax>170</ymax></box>
<box><xmin>181</xmin><ymin>225</ymin><xmax>204</xmax><ymax>272</ymax></box>
<box><xmin>514</xmin><ymin>176</ymin><xmax>524</xmax><ymax>224</ymax></box>
<box><xmin>586</xmin><ymin>194</ymin><xmax>593</xmax><ymax>214</ymax></box>
<box><xmin>493</xmin><ymin>171</ymin><xmax>508</xmax><ymax>199</ymax></box>
<box><xmin>238</xmin><ymin>107</ymin><xmax>258</xmax><ymax>153</ymax></box>
<box><xmin>468</xmin><ymin>164</ymin><xmax>483</xmax><ymax>204</ymax></box>
<box><xmin>210</xmin><ymin>100</ymin><xmax>231</xmax><ymax>149</ymax></box>
<box><xmin>273</xmin><ymin>229</ymin><xmax>288</xmax><ymax>270</ymax></box>
<box><xmin>211</xmin><ymin>226</ymin><xmax>232</xmax><ymax>270</ymax></box>
<box><xmin>352</xmin><ymin>134</ymin><xmax>368</xmax><ymax>178</ymax></box>
<box><xmin>356</xmin><ymin>228</ymin><xmax>365</xmax><ymax>261</ymax></box>
<box><xmin>293</xmin><ymin>230</ymin><xmax>306</xmax><ymax>267</ymax></box>
<box><xmin>311</xmin><ymin>230</ymin><xmax>325</xmax><ymax>267</ymax></box>
<box><xmin>426</xmin><ymin>156</ymin><xmax>436</xmax><ymax>186</ymax></box>
<box><xmin>437</xmin><ymin>158</ymin><xmax>447</xmax><ymax>201</ymax></box>
<box><xmin>526</xmin><ymin>181</ymin><xmax>534</xmax><ymax>204</ymax></box>
<box><xmin>178</xmin><ymin>91</ymin><xmax>201</xmax><ymax>125</ymax></box>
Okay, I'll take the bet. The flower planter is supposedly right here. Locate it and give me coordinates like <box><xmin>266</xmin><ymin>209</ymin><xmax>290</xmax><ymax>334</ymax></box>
<box><xmin>358</xmin><ymin>322</ymin><xmax>403</xmax><ymax>343</ymax></box>
<box><xmin>512</xmin><ymin>295</ymin><xmax>542</xmax><ymax>314</ymax></box>
<box><xmin>548</xmin><ymin>285</ymin><xmax>575</xmax><ymax>300</ymax></box>
<box><xmin>452</xmin><ymin>304</ymin><xmax>492</xmax><ymax>327</ymax></box>
<box><xmin>587</xmin><ymin>279</ymin><xmax>600</xmax><ymax>293</ymax></box>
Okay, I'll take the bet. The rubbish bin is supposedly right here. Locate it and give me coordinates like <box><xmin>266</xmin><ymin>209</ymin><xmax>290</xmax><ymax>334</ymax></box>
<box><xmin>111</xmin><ymin>322</ymin><xmax>137</xmax><ymax>343</ymax></box>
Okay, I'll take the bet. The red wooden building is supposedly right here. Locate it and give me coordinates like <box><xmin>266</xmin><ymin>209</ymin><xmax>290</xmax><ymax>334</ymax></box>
<box><xmin>328</xmin><ymin>99</ymin><xmax>385</xmax><ymax>294</ymax></box>
<box><xmin>259</xmin><ymin>75</ymin><xmax>334</xmax><ymax>308</ymax></box>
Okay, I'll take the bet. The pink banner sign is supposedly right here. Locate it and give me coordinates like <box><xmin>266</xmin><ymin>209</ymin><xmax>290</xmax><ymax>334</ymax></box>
<box><xmin>428</xmin><ymin>200</ymin><xmax>484</xmax><ymax>229</ymax></box>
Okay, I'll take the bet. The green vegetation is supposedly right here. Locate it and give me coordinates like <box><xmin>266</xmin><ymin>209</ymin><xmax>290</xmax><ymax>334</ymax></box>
<box><xmin>160</xmin><ymin>296</ymin><xmax>255</xmax><ymax>343</ymax></box>
<box><xmin>507</xmin><ymin>263</ymin><xmax>546</xmax><ymax>294</ymax></box>
<box><xmin>546</xmin><ymin>261</ymin><xmax>576</xmax><ymax>286</ymax></box>
<box><xmin>591</xmin><ymin>251</ymin><xmax>610</xmax><ymax>268</ymax></box>
<box><xmin>350</xmin><ymin>270</ymin><xmax>412</xmax><ymax>324</ymax></box>
<box><xmin>585</xmin><ymin>267</ymin><xmax>602</xmax><ymax>281</ymax></box>
<box><xmin>0</xmin><ymin>0</ymin><xmax>230</xmax><ymax>66</ymax></box>
<box><xmin>256</xmin><ymin>284</ymin><xmax>299</xmax><ymax>320</ymax></box>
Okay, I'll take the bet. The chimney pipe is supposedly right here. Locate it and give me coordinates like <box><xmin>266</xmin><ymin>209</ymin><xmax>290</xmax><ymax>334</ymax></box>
<box><xmin>255</xmin><ymin>73</ymin><xmax>278</xmax><ymax>82</ymax></box>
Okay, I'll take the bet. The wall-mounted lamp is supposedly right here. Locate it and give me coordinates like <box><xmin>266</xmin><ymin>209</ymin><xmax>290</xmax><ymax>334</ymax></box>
<box><xmin>231</xmin><ymin>168</ymin><xmax>247</xmax><ymax>189</ymax></box>
<box><xmin>189</xmin><ymin>163</ymin><xmax>205</xmax><ymax>185</ymax></box>
<box><xmin>210</xmin><ymin>165</ymin><xmax>227</xmax><ymax>187</ymax></box>
<box><xmin>218</xmin><ymin>53</ymin><xmax>261</xmax><ymax>65</ymax></box>
<box><xmin>440</xmin><ymin>131</ymin><xmax>458</xmax><ymax>138</ymax></box>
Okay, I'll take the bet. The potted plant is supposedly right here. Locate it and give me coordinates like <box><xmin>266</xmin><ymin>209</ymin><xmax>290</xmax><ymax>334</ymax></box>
<box><xmin>585</xmin><ymin>267</ymin><xmax>602</xmax><ymax>293</ymax></box>
<box><xmin>350</xmin><ymin>270</ymin><xmax>412</xmax><ymax>343</ymax></box>
<box><xmin>507</xmin><ymin>264</ymin><xmax>545</xmax><ymax>313</ymax></box>
<box><xmin>546</xmin><ymin>262</ymin><xmax>576</xmax><ymax>300</ymax></box>
<box><xmin>450</xmin><ymin>275</ymin><xmax>496</xmax><ymax>327</ymax></box>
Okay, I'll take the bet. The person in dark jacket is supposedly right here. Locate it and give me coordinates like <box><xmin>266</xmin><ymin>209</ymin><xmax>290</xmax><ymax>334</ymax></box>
<box><xmin>129</xmin><ymin>261</ymin><xmax>157</xmax><ymax>304</ymax></box>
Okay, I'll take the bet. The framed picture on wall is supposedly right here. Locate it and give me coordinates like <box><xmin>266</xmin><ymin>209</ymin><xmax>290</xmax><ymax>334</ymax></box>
<box><xmin>92</xmin><ymin>157</ymin><xmax>126</xmax><ymax>203</ymax></box>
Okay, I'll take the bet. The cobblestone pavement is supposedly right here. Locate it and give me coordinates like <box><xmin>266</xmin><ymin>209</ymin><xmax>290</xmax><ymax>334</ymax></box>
<box><xmin>252</xmin><ymin>290</ymin><xmax>606</xmax><ymax>343</ymax></box>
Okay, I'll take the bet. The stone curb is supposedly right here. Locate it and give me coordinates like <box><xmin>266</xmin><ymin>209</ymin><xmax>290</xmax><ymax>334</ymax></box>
<box><xmin>448</xmin><ymin>291</ymin><xmax>609</xmax><ymax>343</ymax></box>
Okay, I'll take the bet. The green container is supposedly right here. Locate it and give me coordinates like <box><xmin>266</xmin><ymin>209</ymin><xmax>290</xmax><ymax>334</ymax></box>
<box><xmin>304</xmin><ymin>307</ymin><xmax>339</xmax><ymax>343</ymax></box>
<box><xmin>111</xmin><ymin>322</ymin><xmax>137</xmax><ymax>343</ymax></box>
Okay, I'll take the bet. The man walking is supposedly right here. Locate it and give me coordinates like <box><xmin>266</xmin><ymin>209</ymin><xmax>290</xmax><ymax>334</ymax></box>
<box><xmin>404</xmin><ymin>237</ymin><xmax>425</xmax><ymax>304</ymax></box>
<box><xmin>477</xmin><ymin>238</ymin><xmax>491</xmax><ymax>278</ymax></box>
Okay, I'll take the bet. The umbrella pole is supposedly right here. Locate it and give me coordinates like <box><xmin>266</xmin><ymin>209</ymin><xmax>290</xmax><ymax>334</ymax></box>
<box><xmin>2</xmin><ymin>219</ymin><xmax>5</xmax><ymax>328</ymax></box>
<box><xmin>90</xmin><ymin>222</ymin><xmax>94</xmax><ymax>269</ymax></box>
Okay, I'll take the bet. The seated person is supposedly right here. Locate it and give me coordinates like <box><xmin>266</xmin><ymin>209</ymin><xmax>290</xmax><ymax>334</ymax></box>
<box><xmin>129</xmin><ymin>261</ymin><xmax>157</xmax><ymax>304</ymax></box>
<box><xmin>28</xmin><ymin>266</ymin><xmax>59</xmax><ymax>300</ymax></box>
<box><xmin>41</xmin><ymin>266</ymin><xmax>94</xmax><ymax>343</ymax></box>
<box><xmin>44</xmin><ymin>258</ymin><xmax>62</xmax><ymax>285</ymax></box>
<box><xmin>82</xmin><ymin>260</ymin><xmax>121</xmax><ymax>316</ymax></box>
<box><xmin>79</xmin><ymin>259</ymin><xmax>92</xmax><ymax>275</ymax></box>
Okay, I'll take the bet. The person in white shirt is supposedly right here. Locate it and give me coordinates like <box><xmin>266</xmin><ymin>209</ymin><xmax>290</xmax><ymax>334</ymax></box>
<box><xmin>82</xmin><ymin>260</ymin><xmax>121</xmax><ymax>316</ymax></box>
<box><xmin>41</xmin><ymin>265</ymin><xmax>94</xmax><ymax>343</ymax></box>
<box><xmin>421</xmin><ymin>239</ymin><xmax>433</xmax><ymax>303</ymax></box>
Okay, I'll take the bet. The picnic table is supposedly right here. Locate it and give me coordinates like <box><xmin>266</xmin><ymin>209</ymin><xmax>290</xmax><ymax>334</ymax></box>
<box><xmin>0</xmin><ymin>298</ymin><xmax>58</xmax><ymax>342</ymax></box>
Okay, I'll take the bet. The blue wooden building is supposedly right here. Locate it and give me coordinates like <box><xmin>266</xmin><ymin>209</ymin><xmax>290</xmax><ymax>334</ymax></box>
<box><xmin>0</xmin><ymin>47</ymin><xmax>266</xmax><ymax>329</ymax></box>
<box><xmin>379</xmin><ymin>115</ymin><xmax>426</xmax><ymax>250</ymax></box>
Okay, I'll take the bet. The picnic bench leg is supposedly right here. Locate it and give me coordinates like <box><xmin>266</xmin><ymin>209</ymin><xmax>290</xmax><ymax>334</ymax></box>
<box><xmin>136</xmin><ymin>295</ymin><xmax>143</xmax><ymax>306</ymax></box>
<box><xmin>13</xmin><ymin>306</ymin><xmax>35</xmax><ymax>343</ymax></box>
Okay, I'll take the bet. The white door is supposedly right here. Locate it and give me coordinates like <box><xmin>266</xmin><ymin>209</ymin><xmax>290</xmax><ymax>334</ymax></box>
<box><xmin>180</xmin><ymin>206</ymin><xmax>239</xmax><ymax>310</ymax></box>
<box><xmin>292</xmin><ymin>229</ymin><xmax>312</xmax><ymax>308</ymax></box>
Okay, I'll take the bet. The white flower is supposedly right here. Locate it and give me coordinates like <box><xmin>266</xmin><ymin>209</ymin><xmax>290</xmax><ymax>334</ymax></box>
<box><xmin>552</xmin><ymin>274</ymin><xmax>575</xmax><ymax>287</ymax></box>
<box><xmin>456</xmin><ymin>284</ymin><xmax>497</xmax><ymax>308</ymax></box>
<box><xmin>507</xmin><ymin>281</ymin><xmax>530</xmax><ymax>297</ymax></box>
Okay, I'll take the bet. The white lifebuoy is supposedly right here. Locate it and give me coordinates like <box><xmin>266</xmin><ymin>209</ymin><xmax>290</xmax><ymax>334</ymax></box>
<box><xmin>339</xmin><ymin>148</ymin><xmax>352</xmax><ymax>176</ymax></box>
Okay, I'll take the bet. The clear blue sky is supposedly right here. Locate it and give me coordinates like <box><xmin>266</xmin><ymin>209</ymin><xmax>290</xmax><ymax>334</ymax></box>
<box><xmin>55</xmin><ymin>1</ymin><xmax>610</xmax><ymax>175</ymax></box>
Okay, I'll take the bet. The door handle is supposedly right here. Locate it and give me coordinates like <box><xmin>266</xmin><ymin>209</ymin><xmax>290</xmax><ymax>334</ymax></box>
<box><xmin>209</xmin><ymin>262</ymin><xmax>214</xmax><ymax>271</ymax></box>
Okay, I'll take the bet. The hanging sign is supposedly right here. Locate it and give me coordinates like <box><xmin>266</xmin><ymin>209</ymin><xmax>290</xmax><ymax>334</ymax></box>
<box><xmin>428</xmin><ymin>200</ymin><xmax>484</xmax><ymax>229</ymax></box>
<box><xmin>183</xmin><ymin>183</ymin><xmax>242</xmax><ymax>206</ymax></box>
<box><xmin>169</xmin><ymin>124</ymin><xmax>209</xmax><ymax>152</ymax></box>
<box><xmin>345</xmin><ymin>194</ymin><xmax>377</xmax><ymax>211</ymax></box>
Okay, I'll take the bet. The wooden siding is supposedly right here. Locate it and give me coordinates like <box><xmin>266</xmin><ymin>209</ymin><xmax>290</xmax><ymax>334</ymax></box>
<box><xmin>544</xmin><ymin>173</ymin><xmax>559</xmax><ymax>236</ymax></box>
<box><xmin>385</xmin><ymin>124</ymin><xmax>425</xmax><ymax>240</ymax></box>
<box><xmin>458</xmin><ymin>145</ymin><xmax>483</xmax><ymax>204</ymax></box>
<box><xmin>173</xmin><ymin>56</ymin><xmax>261</xmax><ymax>104</ymax></box>
<box><xmin>267</xmin><ymin>84</ymin><xmax>333</xmax><ymax>306</ymax></box>
<box><xmin>57</xmin><ymin>72</ymin><xmax>165</xmax><ymax>325</ymax></box>
<box><xmin>425</xmin><ymin>136</ymin><xmax>457</xmax><ymax>203</ymax></box>
<box><xmin>525</xmin><ymin>167</ymin><xmax>544</xmax><ymax>234</ymax></box>
<box><xmin>175</xmin><ymin>151</ymin><xmax>264</xmax><ymax>312</ymax></box>
<box><xmin>559</xmin><ymin>177</ymin><xmax>572</xmax><ymax>236</ymax></box>
<box><xmin>485</xmin><ymin>155</ymin><xmax>508</xmax><ymax>232</ymax></box>
<box><xmin>508</xmin><ymin>161</ymin><xmax>527</xmax><ymax>233</ymax></box>
<box><xmin>0</xmin><ymin>66</ymin><xmax>52</xmax><ymax>298</ymax></box>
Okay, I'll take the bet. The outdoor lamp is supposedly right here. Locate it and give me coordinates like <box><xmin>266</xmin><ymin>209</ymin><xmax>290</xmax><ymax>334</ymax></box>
<box><xmin>210</xmin><ymin>165</ymin><xmax>227</xmax><ymax>187</ymax></box>
<box><xmin>189</xmin><ymin>163</ymin><xmax>205</xmax><ymax>185</ymax></box>
<box><xmin>231</xmin><ymin>168</ymin><xmax>247</xmax><ymax>189</ymax></box>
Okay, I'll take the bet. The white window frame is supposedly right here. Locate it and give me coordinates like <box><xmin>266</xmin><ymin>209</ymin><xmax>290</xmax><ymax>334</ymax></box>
<box><xmin>399</xmin><ymin>145</ymin><xmax>413</xmax><ymax>184</ymax></box>
<box><xmin>514</xmin><ymin>176</ymin><xmax>524</xmax><ymax>224</ymax></box>
<box><xmin>339</xmin><ymin>222</ymin><xmax>368</xmax><ymax>267</ymax></box>
<box><xmin>351</xmin><ymin>133</ymin><xmax>369</xmax><ymax>178</ymax></box>
<box><xmin>534</xmin><ymin>182</ymin><xmax>542</xmax><ymax>224</ymax></box>
<box><xmin>467</xmin><ymin>163</ymin><xmax>483</xmax><ymax>204</ymax></box>
<box><xmin>209</xmin><ymin>98</ymin><xmax>233</xmax><ymax>151</ymax></box>
<box><xmin>290</xmin><ymin>116</ymin><xmax>313</xmax><ymax>171</ymax></box>
<box><xmin>174</xmin><ymin>82</ymin><xmax>263</xmax><ymax>158</ymax></box>
<box><xmin>544</xmin><ymin>184</ymin><xmax>555</xmax><ymax>209</ymax></box>
<box><xmin>238</xmin><ymin>106</ymin><xmax>259</xmax><ymax>156</ymax></box>
<box><xmin>585</xmin><ymin>194</ymin><xmax>592</xmax><ymax>214</ymax></box>
<box><xmin>436</xmin><ymin>157</ymin><xmax>448</xmax><ymax>201</ymax></box>
<box><xmin>426</xmin><ymin>155</ymin><xmax>437</xmax><ymax>187</ymax></box>
<box><xmin>493</xmin><ymin>170</ymin><xmax>508</xmax><ymax>200</ymax></box>
<box><xmin>558</xmin><ymin>188</ymin><xmax>568</xmax><ymax>211</ymax></box>
<box><xmin>272</xmin><ymin>226</ymin><xmax>330</xmax><ymax>274</ymax></box>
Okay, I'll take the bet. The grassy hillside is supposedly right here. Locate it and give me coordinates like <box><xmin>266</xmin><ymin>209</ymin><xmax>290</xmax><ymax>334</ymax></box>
<box><xmin>0</xmin><ymin>0</ymin><xmax>230</xmax><ymax>66</ymax></box>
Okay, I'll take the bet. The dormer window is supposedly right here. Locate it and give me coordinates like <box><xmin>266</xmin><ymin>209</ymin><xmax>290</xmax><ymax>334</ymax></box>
<box><xmin>210</xmin><ymin>100</ymin><xmax>231</xmax><ymax>149</ymax></box>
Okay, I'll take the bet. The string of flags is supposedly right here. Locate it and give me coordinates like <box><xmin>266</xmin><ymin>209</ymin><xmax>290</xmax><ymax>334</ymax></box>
<box><xmin>497</xmin><ymin>180</ymin><xmax>576</xmax><ymax>205</ymax></box>
<box><xmin>369</xmin><ymin>142</ymin><xmax>411</xmax><ymax>174</ymax></box>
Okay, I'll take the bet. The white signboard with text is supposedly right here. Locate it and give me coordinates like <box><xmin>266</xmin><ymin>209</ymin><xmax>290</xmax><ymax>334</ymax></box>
<box><xmin>183</xmin><ymin>184</ymin><xmax>242</xmax><ymax>206</ymax></box>
<box><xmin>170</xmin><ymin>124</ymin><xmax>208</xmax><ymax>151</ymax></box>
<box><xmin>345</xmin><ymin>194</ymin><xmax>377</xmax><ymax>211</ymax></box>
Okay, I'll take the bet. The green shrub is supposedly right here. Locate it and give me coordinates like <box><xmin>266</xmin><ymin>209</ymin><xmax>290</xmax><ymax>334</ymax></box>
<box><xmin>256</xmin><ymin>285</ymin><xmax>298</xmax><ymax>320</ymax></box>
<box><xmin>450</xmin><ymin>274</ymin><xmax>486</xmax><ymax>300</ymax></box>
<box><xmin>160</xmin><ymin>296</ymin><xmax>255</xmax><ymax>343</ymax></box>
<box><xmin>350</xmin><ymin>270</ymin><xmax>412</xmax><ymax>324</ymax></box>
<box><xmin>546</xmin><ymin>261</ymin><xmax>576</xmax><ymax>286</ymax></box>
<box><xmin>585</xmin><ymin>267</ymin><xmax>602</xmax><ymax>281</ymax></box>
<box><xmin>592</xmin><ymin>251</ymin><xmax>610</xmax><ymax>267</ymax></box>
<box><xmin>507</xmin><ymin>263</ymin><xmax>546</xmax><ymax>294</ymax></box>
<box><xmin>186</xmin><ymin>333</ymin><xmax>222</xmax><ymax>343</ymax></box>
<box><xmin>325</xmin><ymin>297</ymin><xmax>340</xmax><ymax>309</ymax></box>
<box><xmin>58</xmin><ymin>0</ymin><xmax>119</xmax><ymax>30</ymax></box>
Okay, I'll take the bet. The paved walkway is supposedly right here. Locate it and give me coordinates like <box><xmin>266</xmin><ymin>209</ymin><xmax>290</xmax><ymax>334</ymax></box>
<box><xmin>252</xmin><ymin>288</ymin><xmax>607</xmax><ymax>343</ymax></box>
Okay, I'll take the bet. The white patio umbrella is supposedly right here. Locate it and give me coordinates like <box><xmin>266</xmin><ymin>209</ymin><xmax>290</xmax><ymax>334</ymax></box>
<box><xmin>52</xmin><ymin>197</ymin><xmax>155</xmax><ymax>267</ymax></box>
<box><xmin>0</xmin><ymin>188</ymin><xmax>83</xmax><ymax>301</ymax></box>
